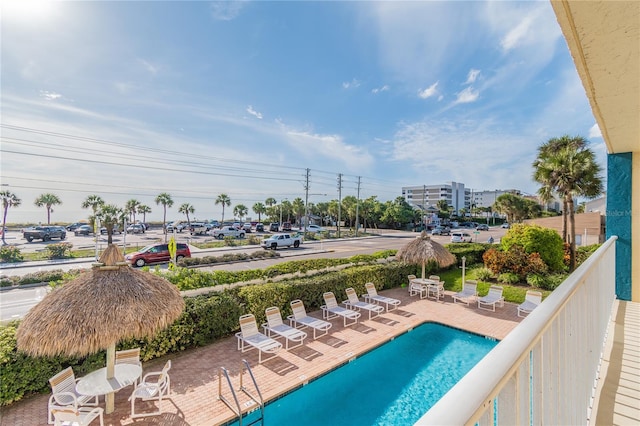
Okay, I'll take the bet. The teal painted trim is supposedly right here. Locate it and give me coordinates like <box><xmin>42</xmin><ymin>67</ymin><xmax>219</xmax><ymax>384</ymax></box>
<box><xmin>606</xmin><ymin>153</ymin><xmax>632</xmax><ymax>300</ymax></box>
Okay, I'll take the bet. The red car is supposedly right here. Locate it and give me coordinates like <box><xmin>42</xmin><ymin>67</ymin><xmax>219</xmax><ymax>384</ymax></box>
<box><xmin>125</xmin><ymin>243</ymin><xmax>191</xmax><ymax>267</ymax></box>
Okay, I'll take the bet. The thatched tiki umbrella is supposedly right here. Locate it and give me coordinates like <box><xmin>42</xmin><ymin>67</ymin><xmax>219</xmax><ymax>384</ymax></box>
<box><xmin>396</xmin><ymin>231</ymin><xmax>456</xmax><ymax>278</ymax></box>
<box><xmin>16</xmin><ymin>244</ymin><xmax>184</xmax><ymax>414</ymax></box>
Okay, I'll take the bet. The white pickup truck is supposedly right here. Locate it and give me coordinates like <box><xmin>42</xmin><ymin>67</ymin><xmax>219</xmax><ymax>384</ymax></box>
<box><xmin>211</xmin><ymin>226</ymin><xmax>245</xmax><ymax>239</ymax></box>
<box><xmin>260</xmin><ymin>233</ymin><xmax>303</xmax><ymax>250</ymax></box>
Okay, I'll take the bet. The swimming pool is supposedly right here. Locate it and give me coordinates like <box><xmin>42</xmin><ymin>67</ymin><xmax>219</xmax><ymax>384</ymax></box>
<box><xmin>231</xmin><ymin>322</ymin><xmax>497</xmax><ymax>426</ymax></box>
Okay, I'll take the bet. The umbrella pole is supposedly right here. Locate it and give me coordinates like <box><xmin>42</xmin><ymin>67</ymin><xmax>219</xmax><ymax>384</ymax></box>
<box><xmin>421</xmin><ymin>262</ymin><xmax>426</xmax><ymax>279</ymax></box>
<box><xmin>106</xmin><ymin>344</ymin><xmax>115</xmax><ymax>414</ymax></box>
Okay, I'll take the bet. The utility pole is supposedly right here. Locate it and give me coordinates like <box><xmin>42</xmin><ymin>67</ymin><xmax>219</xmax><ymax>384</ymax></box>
<box><xmin>337</xmin><ymin>173</ymin><xmax>342</xmax><ymax>238</ymax></box>
<box><xmin>303</xmin><ymin>168</ymin><xmax>310</xmax><ymax>233</ymax></box>
<box><xmin>422</xmin><ymin>184</ymin><xmax>426</xmax><ymax>230</ymax></box>
<box><xmin>355</xmin><ymin>176</ymin><xmax>361</xmax><ymax>237</ymax></box>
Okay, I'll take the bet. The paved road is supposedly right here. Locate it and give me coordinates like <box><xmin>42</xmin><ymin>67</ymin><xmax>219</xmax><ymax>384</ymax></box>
<box><xmin>0</xmin><ymin>227</ymin><xmax>506</xmax><ymax>323</ymax></box>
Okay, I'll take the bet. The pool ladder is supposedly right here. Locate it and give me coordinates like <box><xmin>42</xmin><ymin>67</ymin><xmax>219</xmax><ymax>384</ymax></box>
<box><xmin>218</xmin><ymin>359</ymin><xmax>264</xmax><ymax>426</ymax></box>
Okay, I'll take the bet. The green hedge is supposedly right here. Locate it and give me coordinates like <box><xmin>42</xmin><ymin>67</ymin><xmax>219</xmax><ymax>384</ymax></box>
<box><xmin>0</xmin><ymin>260</ymin><xmax>413</xmax><ymax>407</ymax></box>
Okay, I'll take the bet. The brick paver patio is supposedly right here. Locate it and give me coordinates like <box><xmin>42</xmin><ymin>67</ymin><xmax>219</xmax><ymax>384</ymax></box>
<box><xmin>0</xmin><ymin>287</ymin><xmax>523</xmax><ymax>426</ymax></box>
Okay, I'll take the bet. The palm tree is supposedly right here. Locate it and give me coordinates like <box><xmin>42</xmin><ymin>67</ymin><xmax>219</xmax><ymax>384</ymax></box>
<box><xmin>252</xmin><ymin>202</ymin><xmax>266</xmax><ymax>222</ymax></box>
<box><xmin>533</xmin><ymin>135</ymin><xmax>603</xmax><ymax>271</ymax></box>
<box><xmin>34</xmin><ymin>193</ymin><xmax>62</xmax><ymax>224</ymax></box>
<box><xmin>178</xmin><ymin>203</ymin><xmax>195</xmax><ymax>227</ymax></box>
<box><xmin>155</xmin><ymin>193</ymin><xmax>174</xmax><ymax>241</ymax></box>
<box><xmin>215</xmin><ymin>194</ymin><xmax>231</xmax><ymax>225</ymax></box>
<box><xmin>291</xmin><ymin>198</ymin><xmax>305</xmax><ymax>226</ymax></box>
<box><xmin>96</xmin><ymin>204</ymin><xmax>124</xmax><ymax>244</ymax></box>
<box><xmin>233</xmin><ymin>204</ymin><xmax>248</xmax><ymax>221</ymax></box>
<box><xmin>264</xmin><ymin>197</ymin><xmax>277</xmax><ymax>208</ymax></box>
<box><xmin>1</xmin><ymin>191</ymin><xmax>21</xmax><ymax>245</ymax></box>
<box><xmin>124</xmin><ymin>199</ymin><xmax>140</xmax><ymax>224</ymax></box>
<box><xmin>81</xmin><ymin>195</ymin><xmax>104</xmax><ymax>232</ymax></box>
<box><xmin>137</xmin><ymin>204</ymin><xmax>152</xmax><ymax>223</ymax></box>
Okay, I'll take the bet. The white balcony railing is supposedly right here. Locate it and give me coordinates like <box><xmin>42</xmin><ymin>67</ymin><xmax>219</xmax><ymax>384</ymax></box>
<box><xmin>416</xmin><ymin>236</ymin><xmax>618</xmax><ymax>425</ymax></box>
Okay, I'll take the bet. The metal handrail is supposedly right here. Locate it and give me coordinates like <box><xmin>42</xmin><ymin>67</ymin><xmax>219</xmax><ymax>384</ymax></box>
<box><xmin>218</xmin><ymin>367</ymin><xmax>243</xmax><ymax>425</ymax></box>
<box><xmin>218</xmin><ymin>360</ymin><xmax>264</xmax><ymax>426</ymax></box>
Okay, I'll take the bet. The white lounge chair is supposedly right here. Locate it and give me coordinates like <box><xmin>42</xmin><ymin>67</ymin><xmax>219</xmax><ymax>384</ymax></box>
<box><xmin>343</xmin><ymin>287</ymin><xmax>384</xmax><ymax>320</ymax></box>
<box><xmin>48</xmin><ymin>367</ymin><xmax>99</xmax><ymax>425</ymax></box>
<box><xmin>452</xmin><ymin>280</ymin><xmax>478</xmax><ymax>306</ymax></box>
<box><xmin>477</xmin><ymin>285</ymin><xmax>505</xmax><ymax>312</ymax></box>
<box><xmin>321</xmin><ymin>292</ymin><xmax>361</xmax><ymax>327</ymax></box>
<box><xmin>363</xmin><ymin>282</ymin><xmax>401</xmax><ymax>312</ymax></box>
<box><xmin>129</xmin><ymin>360</ymin><xmax>171</xmax><ymax>419</ymax></box>
<box><xmin>263</xmin><ymin>306</ymin><xmax>307</xmax><ymax>349</ymax></box>
<box><xmin>408</xmin><ymin>274</ymin><xmax>427</xmax><ymax>299</ymax></box>
<box><xmin>235</xmin><ymin>314</ymin><xmax>282</xmax><ymax>363</ymax></box>
<box><xmin>518</xmin><ymin>290</ymin><xmax>543</xmax><ymax>317</ymax></box>
<box><xmin>287</xmin><ymin>299</ymin><xmax>332</xmax><ymax>339</ymax></box>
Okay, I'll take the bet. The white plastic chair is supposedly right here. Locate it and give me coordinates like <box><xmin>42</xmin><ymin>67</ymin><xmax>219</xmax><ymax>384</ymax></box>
<box><xmin>115</xmin><ymin>348</ymin><xmax>142</xmax><ymax>385</ymax></box>
<box><xmin>343</xmin><ymin>288</ymin><xmax>384</xmax><ymax>320</ymax></box>
<box><xmin>518</xmin><ymin>290</ymin><xmax>543</xmax><ymax>317</ymax></box>
<box><xmin>52</xmin><ymin>406</ymin><xmax>104</xmax><ymax>426</ymax></box>
<box><xmin>287</xmin><ymin>299</ymin><xmax>332</xmax><ymax>339</ymax></box>
<box><xmin>48</xmin><ymin>367</ymin><xmax>99</xmax><ymax>425</ymax></box>
<box><xmin>363</xmin><ymin>282</ymin><xmax>401</xmax><ymax>312</ymax></box>
<box><xmin>427</xmin><ymin>275</ymin><xmax>445</xmax><ymax>300</ymax></box>
<box><xmin>263</xmin><ymin>306</ymin><xmax>307</xmax><ymax>349</ymax></box>
<box><xmin>321</xmin><ymin>292</ymin><xmax>361</xmax><ymax>327</ymax></box>
<box><xmin>477</xmin><ymin>285</ymin><xmax>505</xmax><ymax>312</ymax></box>
<box><xmin>129</xmin><ymin>360</ymin><xmax>172</xmax><ymax>419</ymax></box>
<box><xmin>408</xmin><ymin>274</ymin><xmax>427</xmax><ymax>298</ymax></box>
<box><xmin>452</xmin><ymin>280</ymin><xmax>478</xmax><ymax>306</ymax></box>
<box><xmin>235</xmin><ymin>314</ymin><xmax>282</xmax><ymax>363</ymax></box>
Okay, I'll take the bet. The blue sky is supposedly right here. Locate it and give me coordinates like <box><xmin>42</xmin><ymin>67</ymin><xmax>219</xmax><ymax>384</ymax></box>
<box><xmin>1</xmin><ymin>0</ymin><xmax>606</xmax><ymax>223</ymax></box>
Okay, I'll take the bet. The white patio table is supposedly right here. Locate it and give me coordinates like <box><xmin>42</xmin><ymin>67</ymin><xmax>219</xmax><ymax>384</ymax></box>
<box><xmin>76</xmin><ymin>364</ymin><xmax>142</xmax><ymax>414</ymax></box>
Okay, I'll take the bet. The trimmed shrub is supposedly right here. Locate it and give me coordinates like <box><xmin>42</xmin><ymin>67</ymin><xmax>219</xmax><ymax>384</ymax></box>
<box><xmin>45</xmin><ymin>243</ymin><xmax>73</xmax><ymax>259</ymax></box>
<box><xmin>498</xmin><ymin>272</ymin><xmax>521</xmax><ymax>284</ymax></box>
<box><xmin>501</xmin><ymin>224</ymin><xmax>564</xmax><ymax>271</ymax></box>
<box><xmin>0</xmin><ymin>246</ymin><xmax>23</xmax><ymax>263</ymax></box>
<box><xmin>444</xmin><ymin>243</ymin><xmax>489</xmax><ymax>265</ymax></box>
<box><xmin>475</xmin><ymin>267</ymin><xmax>494</xmax><ymax>281</ymax></box>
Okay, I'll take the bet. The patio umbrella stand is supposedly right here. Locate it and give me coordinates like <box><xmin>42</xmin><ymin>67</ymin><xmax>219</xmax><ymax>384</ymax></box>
<box><xmin>16</xmin><ymin>244</ymin><xmax>185</xmax><ymax>414</ymax></box>
<box><xmin>396</xmin><ymin>231</ymin><xmax>456</xmax><ymax>278</ymax></box>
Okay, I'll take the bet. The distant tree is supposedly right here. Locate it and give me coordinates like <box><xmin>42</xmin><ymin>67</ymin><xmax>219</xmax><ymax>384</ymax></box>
<box><xmin>96</xmin><ymin>204</ymin><xmax>124</xmax><ymax>244</ymax></box>
<box><xmin>233</xmin><ymin>204</ymin><xmax>248</xmax><ymax>221</ymax></box>
<box><xmin>264</xmin><ymin>197</ymin><xmax>277</xmax><ymax>207</ymax></box>
<box><xmin>252</xmin><ymin>202</ymin><xmax>266</xmax><ymax>222</ymax></box>
<box><xmin>82</xmin><ymin>195</ymin><xmax>104</xmax><ymax>231</ymax></box>
<box><xmin>215</xmin><ymin>194</ymin><xmax>231</xmax><ymax>225</ymax></box>
<box><xmin>291</xmin><ymin>198</ymin><xmax>305</xmax><ymax>225</ymax></box>
<box><xmin>125</xmin><ymin>199</ymin><xmax>140</xmax><ymax>223</ymax></box>
<box><xmin>137</xmin><ymin>204</ymin><xmax>152</xmax><ymax>223</ymax></box>
<box><xmin>533</xmin><ymin>135</ymin><xmax>603</xmax><ymax>270</ymax></box>
<box><xmin>436</xmin><ymin>200</ymin><xmax>449</xmax><ymax>216</ymax></box>
<box><xmin>155</xmin><ymin>193</ymin><xmax>174</xmax><ymax>241</ymax></box>
<box><xmin>34</xmin><ymin>193</ymin><xmax>62</xmax><ymax>224</ymax></box>
<box><xmin>178</xmin><ymin>203</ymin><xmax>195</xmax><ymax>227</ymax></box>
<box><xmin>1</xmin><ymin>191</ymin><xmax>21</xmax><ymax>245</ymax></box>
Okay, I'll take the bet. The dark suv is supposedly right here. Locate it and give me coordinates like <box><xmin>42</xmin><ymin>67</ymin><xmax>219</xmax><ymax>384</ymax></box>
<box><xmin>269</xmin><ymin>222</ymin><xmax>279</xmax><ymax>232</ymax></box>
<box><xmin>125</xmin><ymin>243</ymin><xmax>191</xmax><ymax>267</ymax></box>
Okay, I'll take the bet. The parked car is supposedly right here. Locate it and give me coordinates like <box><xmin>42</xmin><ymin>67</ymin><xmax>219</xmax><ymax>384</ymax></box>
<box><xmin>451</xmin><ymin>232</ymin><xmax>472</xmax><ymax>243</ymax></box>
<box><xmin>125</xmin><ymin>243</ymin><xmax>191</xmax><ymax>267</ymax></box>
<box><xmin>281</xmin><ymin>222</ymin><xmax>292</xmax><ymax>232</ymax></box>
<box><xmin>65</xmin><ymin>222</ymin><xmax>86</xmax><ymax>232</ymax></box>
<box><xmin>242</xmin><ymin>223</ymin><xmax>252</xmax><ymax>233</ymax></box>
<box><xmin>211</xmin><ymin>226</ymin><xmax>245</xmax><ymax>239</ymax></box>
<box><xmin>126</xmin><ymin>224</ymin><xmax>145</xmax><ymax>234</ymax></box>
<box><xmin>74</xmin><ymin>225</ymin><xmax>93</xmax><ymax>236</ymax></box>
<box><xmin>476</xmin><ymin>224</ymin><xmax>489</xmax><ymax>231</ymax></box>
<box><xmin>100</xmin><ymin>225</ymin><xmax>121</xmax><ymax>235</ymax></box>
<box><xmin>23</xmin><ymin>226</ymin><xmax>67</xmax><ymax>241</ymax></box>
<box><xmin>255</xmin><ymin>223</ymin><xmax>264</xmax><ymax>232</ymax></box>
<box><xmin>501</xmin><ymin>223</ymin><xmax>510</xmax><ymax>229</ymax></box>
<box><xmin>269</xmin><ymin>222</ymin><xmax>280</xmax><ymax>232</ymax></box>
<box><xmin>166</xmin><ymin>222</ymin><xmax>188</xmax><ymax>233</ymax></box>
<box><xmin>431</xmin><ymin>226</ymin><xmax>451</xmax><ymax>236</ymax></box>
<box><xmin>188</xmin><ymin>223</ymin><xmax>207</xmax><ymax>235</ymax></box>
<box><xmin>306</xmin><ymin>224</ymin><xmax>326</xmax><ymax>233</ymax></box>
<box><xmin>260</xmin><ymin>233</ymin><xmax>303</xmax><ymax>250</ymax></box>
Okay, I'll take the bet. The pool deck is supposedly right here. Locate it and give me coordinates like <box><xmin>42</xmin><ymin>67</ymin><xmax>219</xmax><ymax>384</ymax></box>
<box><xmin>1</xmin><ymin>287</ymin><xmax>523</xmax><ymax>425</ymax></box>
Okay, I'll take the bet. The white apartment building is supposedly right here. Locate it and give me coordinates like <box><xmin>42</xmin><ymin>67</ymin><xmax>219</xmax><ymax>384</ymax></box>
<box><xmin>471</xmin><ymin>189</ymin><xmax>521</xmax><ymax>209</ymax></box>
<box><xmin>402</xmin><ymin>182</ymin><xmax>470</xmax><ymax>213</ymax></box>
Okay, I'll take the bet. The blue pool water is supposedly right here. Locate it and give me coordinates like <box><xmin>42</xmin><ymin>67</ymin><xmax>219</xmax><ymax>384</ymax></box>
<box><xmin>231</xmin><ymin>322</ymin><xmax>497</xmax><ymax>426</ymax></box>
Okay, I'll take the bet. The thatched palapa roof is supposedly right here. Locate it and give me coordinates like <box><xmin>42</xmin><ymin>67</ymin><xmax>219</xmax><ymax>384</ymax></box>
<box><xmin>16</xmin><ymin>244</ymin><xmax>184</xmax><ymax>358</ymax></box>
<box><xmin>396</xmin><ymin>231</ymin><xmax>456</xmax><ymax>278</ymax></box>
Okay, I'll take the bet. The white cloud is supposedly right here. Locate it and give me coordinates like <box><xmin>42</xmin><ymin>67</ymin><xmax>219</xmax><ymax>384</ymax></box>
<box><xmin>246</xmin><ymin>105</ymin><xmax>263</xmax><ymax>119</ymax></box>
<box><xmin>372</xmin><ymin>85</ymin><xmax>390</xmax><ymax>94</ymax></box>
<box><xmin>501</xmin><ymin>15</ymin><xmax>534</xmax><ymax>51</ymax></box>
<box><xmin>589</xmin><ymin>123</ymin><xmax>602</xmax><ymax>139</ymax></box>
<box><xmin>342</xmin><ymin>78</ymin><xmax>361</xmax><ymax>89</ymax></box>
<box><xmin>418</xmin><ymin>82</ymin><xmax>439</xmax><ymax>99</ymax></box>
<box><xmin>465</xmin><ymin>69</ymin><xmax>481</xmax><ymax>84</ymax></box>
<box><xmin>39</xmin><ymin>90</ymin><xmax>62</xmax><ymax>101</ymax></box>
<box><xmin>138</xmin><ymin>59</ymin><xmax>159</xmax><ymax>75</ymax></box>
<box><xmin>210</xmin><ymin>1</ymin><xmax>246</xmax><ymax>21</ymax></box>
<box><xmin>455</xmin><ymin>86</ymin><xmax>479</xmax><ymax>104</ymax></box>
